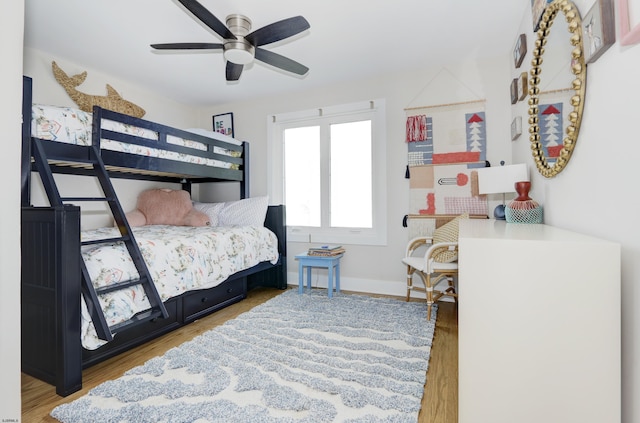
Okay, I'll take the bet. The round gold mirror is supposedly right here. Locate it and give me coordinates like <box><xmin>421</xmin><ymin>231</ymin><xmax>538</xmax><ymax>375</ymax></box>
<box><xmin>528</xmin><ymin>0</ymin><xmax>587</xmax><ymax>178</ymax></box>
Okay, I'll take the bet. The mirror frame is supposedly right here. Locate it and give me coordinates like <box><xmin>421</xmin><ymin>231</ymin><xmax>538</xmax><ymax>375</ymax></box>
<box><xmin>528</xmin><ymin>0</ymin><xmax>587</xmax><ymax>178</ymax></box>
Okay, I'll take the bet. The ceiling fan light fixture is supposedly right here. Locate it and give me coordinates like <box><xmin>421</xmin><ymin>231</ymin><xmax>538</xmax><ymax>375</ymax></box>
<box><xmin>223</xmin><ymin>40</ymin><xmax>255</xmax><ymax>65</ymax></box>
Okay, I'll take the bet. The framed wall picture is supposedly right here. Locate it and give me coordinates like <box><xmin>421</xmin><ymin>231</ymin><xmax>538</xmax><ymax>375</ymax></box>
<box><xmin>213</xmin><ymin>112</ymin><xmax>234</xmax><ymax>137</ymax></box>
<box><xmin>619</xmin><ymin>0</ymin><xmax>640</xmax><ymax>45</ymax></box>
<box><xmin>518</xmin><ymin>72</ymin><xmax>528</xmax><ymax>101</ymax></box>
<box><xmin>511</xmin><ymin>116</ymin><xmax>522</xmax><ymax>141</ymax></box>
<box><xmin>583</xmin><ymin>0</ymin><xmax>615</xmax><ymax>63</ymax></box>
<box><xmin>513</xmin><ymin>34</ymin><xmax>527</xmax><ymax>68</ymax></box>
<box><xmin>510</xmin><ymin>78</ymin><xmax>518</xmax><ymax>105</ymax></box>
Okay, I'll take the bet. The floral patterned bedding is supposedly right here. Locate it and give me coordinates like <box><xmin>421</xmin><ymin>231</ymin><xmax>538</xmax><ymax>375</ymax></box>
<box><xmin>80</xmin><ymin>224</ymin><xmax>279</xmax><ymax>350</ymax></box>
<box><xmin>31</xmin><ymin>104</ymin><xmax>241</xmax><ymax>170</ymax></box>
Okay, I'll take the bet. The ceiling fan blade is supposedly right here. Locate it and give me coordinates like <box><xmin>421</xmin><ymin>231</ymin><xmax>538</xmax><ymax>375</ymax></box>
<box><xmin>255</xmin><ymin>48</ymin><xmax>309</xmax><ymax>75</ymax></box>
<box><xmin>226</xmin><ymin>61</ymin><xmax>243</xmax><ymax>81</ymax></box>
<box><xmin>245</xmin><ymin>16</ymin><xmax>310</xmax><ymax>47</ymax></box>
<box><xmin>177</xmin><ymin>0</ymin><xmax>236</xmax><ymax>40</ymax></box>
<box><xmin>151</xmin><ymin>42</ymin><xmax>223</xmax><ymax>50</ymax></box>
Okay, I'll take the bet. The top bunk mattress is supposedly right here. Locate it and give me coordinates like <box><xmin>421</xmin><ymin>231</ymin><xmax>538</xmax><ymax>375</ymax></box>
<box><xmin>31</xmin><ymin>104</ymin><xmax>243</xmax><ymax>174</ymax></box>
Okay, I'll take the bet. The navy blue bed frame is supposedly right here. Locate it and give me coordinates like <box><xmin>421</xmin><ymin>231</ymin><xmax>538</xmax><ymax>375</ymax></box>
<box><xmin>20</xmin><ymin>76</ymin><xmax>286</xmax><ymax>396</ymax></box>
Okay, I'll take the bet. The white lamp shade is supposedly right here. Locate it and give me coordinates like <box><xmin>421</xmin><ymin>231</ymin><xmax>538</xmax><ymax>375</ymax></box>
<box><xmin>477</xmin><ymin>163</ymin><xmax>529</xmax><ymax>194</ymax></box>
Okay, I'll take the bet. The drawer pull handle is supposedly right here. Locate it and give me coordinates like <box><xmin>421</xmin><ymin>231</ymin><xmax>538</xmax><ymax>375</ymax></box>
<box><xmin>201</xmin><ymin>297</ymin><xmax>208</xmax><ymax>303</ymax></box>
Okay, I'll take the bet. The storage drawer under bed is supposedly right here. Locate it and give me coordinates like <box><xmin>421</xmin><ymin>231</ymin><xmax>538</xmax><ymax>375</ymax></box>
<box><xmin>182</xmin><ymin>277</ymin><xmax>246</xmax><ymax>322</ymax></box>
<box><xmin>83</xmin><ymin>298</ymin><xmax>182</xmax><ymax>367</ymax></box>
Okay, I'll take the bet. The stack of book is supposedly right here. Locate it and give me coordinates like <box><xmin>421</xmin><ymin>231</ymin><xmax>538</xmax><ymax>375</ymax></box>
<box><xmin>308</xmin><ymin>245</ymin><xmax>345</xmax><ymax>256</ymax></box>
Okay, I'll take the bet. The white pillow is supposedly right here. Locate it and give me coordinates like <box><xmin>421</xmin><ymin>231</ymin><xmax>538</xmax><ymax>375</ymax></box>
<box><xmin>192</xmin><ymin>201</ymin><xmax>225</xmax><ymax>226</ymax></box>
<box><xmin>194</xmin><ymin>196</ymin><xmax>269</xmax><ymax>227</ymax></box>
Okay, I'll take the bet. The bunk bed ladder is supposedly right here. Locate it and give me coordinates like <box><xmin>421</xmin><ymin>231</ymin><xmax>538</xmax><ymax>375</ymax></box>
<box><xmin>31</xmin><ymin>138</ymin><xmax>169</xmax><ymax>342</ymax></box>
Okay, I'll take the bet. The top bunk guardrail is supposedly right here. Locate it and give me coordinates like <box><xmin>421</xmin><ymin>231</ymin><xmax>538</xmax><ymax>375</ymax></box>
<box><xmin>22</xmin><ymin>75</ymin><xmax>248</xmax><ymax>205</ymax></box>
<box><xmin>91</xmin><ymin>106</ymin><xmax>244</xmax><ymax>182</ymax></box>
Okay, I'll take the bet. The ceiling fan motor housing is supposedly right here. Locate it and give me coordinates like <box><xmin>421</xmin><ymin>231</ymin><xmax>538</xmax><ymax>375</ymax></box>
<box><xmin>225</xmin><ymin>14</ymin><xmax>252</xmax><ymax>36</ymax></box>
<box><xmin>223</xmin><ymin>14</ymin><xmax>255</xmax><ymax>64</ymax></box>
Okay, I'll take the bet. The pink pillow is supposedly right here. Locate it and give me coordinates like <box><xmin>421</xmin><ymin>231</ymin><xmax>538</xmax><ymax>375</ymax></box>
<box><xmin>126</xmin><ymin>189</ymin><xmax>210</xmax><ymax>227</ymax></box>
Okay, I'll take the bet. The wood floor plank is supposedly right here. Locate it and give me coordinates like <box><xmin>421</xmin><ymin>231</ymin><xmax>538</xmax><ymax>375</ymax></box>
<box><xmin>21</xmin><ymin>287</ymin><xmax>458</xmax><ymax>422</ymax></box>
<box><xmin>419</xmin><ymin>300</ymin><xmax>458</xmax><ymax>422</ymax></box>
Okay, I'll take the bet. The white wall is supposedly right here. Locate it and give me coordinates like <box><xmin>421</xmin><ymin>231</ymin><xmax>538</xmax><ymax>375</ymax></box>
<box><xmin>196</xmin><ymin>57</ymin><xmax>513</xmax><ymax>296</ymax></box>
<box><xmin>1</xmin><ymin>1</ymin><xmax>23</xmax><ymax>420</ymax></box>
<box><xmin>511</xmin><ymin>1</ymin><xmax>639</xmax><ymax>422</ymax></box>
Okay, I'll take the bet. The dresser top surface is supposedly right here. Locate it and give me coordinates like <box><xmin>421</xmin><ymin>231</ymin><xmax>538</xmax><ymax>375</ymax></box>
<box><xmin>459</xmin><ymin>219</ymin><xmax>619</xmax><ymax>245</ymax></box>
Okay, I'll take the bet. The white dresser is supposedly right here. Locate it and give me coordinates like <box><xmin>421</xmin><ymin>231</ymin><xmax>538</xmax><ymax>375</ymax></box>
<box><xmin>458</xmin><ymin>219</ymin><xmax>620</xmax><ymax>423</ymax></box>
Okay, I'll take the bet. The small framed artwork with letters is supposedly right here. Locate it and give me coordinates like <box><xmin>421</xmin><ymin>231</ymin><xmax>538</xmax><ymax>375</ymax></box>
<box><xmin>213</xmin><ymin>112</ymin><xmax>234</xmax><ymax>137</ymax></box>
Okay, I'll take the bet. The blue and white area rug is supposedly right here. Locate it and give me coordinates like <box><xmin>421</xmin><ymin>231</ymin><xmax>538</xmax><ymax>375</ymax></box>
<box><xmin>52</xmin><ymin>289</ymin><xmax>437</xmax><ymax>422</ymax></box>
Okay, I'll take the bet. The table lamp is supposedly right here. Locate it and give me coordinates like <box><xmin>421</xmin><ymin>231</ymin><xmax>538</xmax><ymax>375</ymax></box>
<box><xmin>476</xmin><ymin>163</ymin><xmax>529</xmax><ymax>220</ymax></box>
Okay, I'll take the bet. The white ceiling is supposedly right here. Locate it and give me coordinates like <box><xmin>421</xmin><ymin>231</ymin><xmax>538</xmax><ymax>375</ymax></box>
<box><xmin>24</xmin><ymin>0</ymin><xmax>528</xmax><ymax>106</ymax></box>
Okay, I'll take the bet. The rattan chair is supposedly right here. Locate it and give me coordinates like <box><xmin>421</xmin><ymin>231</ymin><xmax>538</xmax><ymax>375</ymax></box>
<box><xmin>402</xmin><ymin>236</ymin><xmax>458</xmax><ymax>320</ymax></box>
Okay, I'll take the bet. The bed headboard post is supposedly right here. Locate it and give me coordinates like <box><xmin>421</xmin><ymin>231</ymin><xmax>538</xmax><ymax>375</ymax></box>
<box><xmin>22</xmin><ymin>76</ymin><xmax>33</xmax><ymax>207</ymax></box>
<box><xmin>265</xmin><ymin>205</ymin><xmax>286</xmax><ymax>257</ymax></box>
<box><xmin>241</xmin><ymin>141</ymin><xmax>249</xmax><ymax>199</ymax></box>
<box><xmin>254</xmin><ymin>204</ymin><xmax>287</xmax><ymax>290</ymax></box>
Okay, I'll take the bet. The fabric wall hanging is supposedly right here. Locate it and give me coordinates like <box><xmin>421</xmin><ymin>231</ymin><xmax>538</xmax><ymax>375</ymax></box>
<box><xmin>405</xmin><ymin>100</ymin><xmax>488</xmax><ymax>218</ymax></box>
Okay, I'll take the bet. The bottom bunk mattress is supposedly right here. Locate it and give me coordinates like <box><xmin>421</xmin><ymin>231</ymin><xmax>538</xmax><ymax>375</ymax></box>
<box><xmin>81</xmin><ymin>224</ymin><xmax>279</xmax><ymax>349</ymax></box>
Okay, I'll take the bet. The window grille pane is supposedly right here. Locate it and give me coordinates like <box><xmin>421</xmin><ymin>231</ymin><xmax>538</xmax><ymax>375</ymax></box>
<box><xmin>330</xmin><ymin>120</ymin><xmax>372</xmax><ymax>228</ymax></box>
<box><xmin>284</xmin><ymin>126</ymin><xmax>321</xmax><ymax>227</ymax></box>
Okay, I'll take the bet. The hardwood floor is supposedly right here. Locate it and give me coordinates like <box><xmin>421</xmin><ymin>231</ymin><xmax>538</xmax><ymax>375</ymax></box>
<box><xmin>21</xmin><ymin>287</ymin><xmax>458</xmax><ymax>422</ymax></box>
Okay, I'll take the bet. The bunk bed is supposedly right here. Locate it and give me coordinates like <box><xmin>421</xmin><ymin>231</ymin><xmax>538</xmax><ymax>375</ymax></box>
<box><xmin>20</xmin><ymin>76</ymin><xmax>287</xmax><ymax>396</ymax></box>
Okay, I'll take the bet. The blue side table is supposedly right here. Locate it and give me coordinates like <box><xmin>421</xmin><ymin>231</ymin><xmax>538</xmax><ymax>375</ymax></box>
<box><xmin>295</xmin><ymin>252</ymin><xmax>344</xmax><ymax>298</ymax></box>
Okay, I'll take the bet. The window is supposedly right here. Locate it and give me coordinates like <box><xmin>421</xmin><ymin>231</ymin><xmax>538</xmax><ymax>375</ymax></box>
<box><xmin>268</xmin><ymin>99</ymin><xmax>386</xmax><ymax>245</ymax></box>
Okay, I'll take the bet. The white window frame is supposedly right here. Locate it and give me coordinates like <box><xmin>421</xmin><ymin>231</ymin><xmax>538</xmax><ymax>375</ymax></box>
<box><xmin>267</xmin><ymin>99</ymin><xmax>387</xmax><ymax>246</ymax></box>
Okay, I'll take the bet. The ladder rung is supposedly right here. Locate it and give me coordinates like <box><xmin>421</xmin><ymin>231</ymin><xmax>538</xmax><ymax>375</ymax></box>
<box><xmin>109</xmin><ymin>308</ymin><xmax>165</xmax><ymax>333</ymax></box>
<box><xmin>60</xmin><ymin>196</ymin><xmax>114</xmax><ymax>202</ymax></box>
<box><xmin>82</xmin><ymin>235</ymin><xmax>130</xmax><ymax>246</ymax></box>
<box><xmin>49</xmin><ymin>157</ymin><xmax>97</xmax><ymax>166</ymax></box>
<box><xmin>96</xmin><ymin>277</ymin><xmax>148</xmax><ymax>295</ymax></box>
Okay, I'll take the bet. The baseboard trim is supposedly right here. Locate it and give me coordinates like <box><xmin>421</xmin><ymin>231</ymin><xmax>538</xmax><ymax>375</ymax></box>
<box><xmin>286</xmin><ymin>270</ymin><xmax>455</xmax><ymax>301</ymax></box>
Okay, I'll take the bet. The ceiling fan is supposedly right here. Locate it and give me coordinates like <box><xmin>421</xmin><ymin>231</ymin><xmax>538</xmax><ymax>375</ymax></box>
<box><xmin>151</xmin><ymin>0</ymin><xmax>310</xmax><ymax>81</ymax></box>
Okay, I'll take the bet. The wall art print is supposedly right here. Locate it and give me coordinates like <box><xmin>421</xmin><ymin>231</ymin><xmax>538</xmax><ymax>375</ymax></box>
<box><xmin>212</xmin><ymin>112</ymin><xmax>234</xmax><ymax>137</ymax></box>
<box><xmin>513</xmin><ymin>33</ymin><xmax>527</xmax><ymax>68</ymax></box>
<box><xmin>619</xmin><ymin>0</ymin><xmax>640</xmax><ymax>45</ymax></box>
<box><xmin>583</xmin><ymin>0</ymin><xmax>616</xmax><ymax>63</ymax></box>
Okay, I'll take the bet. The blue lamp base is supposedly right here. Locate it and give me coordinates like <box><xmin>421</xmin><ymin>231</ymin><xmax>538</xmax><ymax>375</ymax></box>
<box><xmin>494</xmin><ymin>204</ymin><xmax>506</xmax><ymax>220</ymax></box>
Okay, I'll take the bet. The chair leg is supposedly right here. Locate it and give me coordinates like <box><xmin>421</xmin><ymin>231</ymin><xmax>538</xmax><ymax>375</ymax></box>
<box><xmin>426</xmin><ymin>273</ymin><xmax>434</xmax><ymax>320</ymax></box>
<box><xmin>406</xmin><ymin>266</ymin><xmax>413</xmax><ymax>302</ymax></box>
